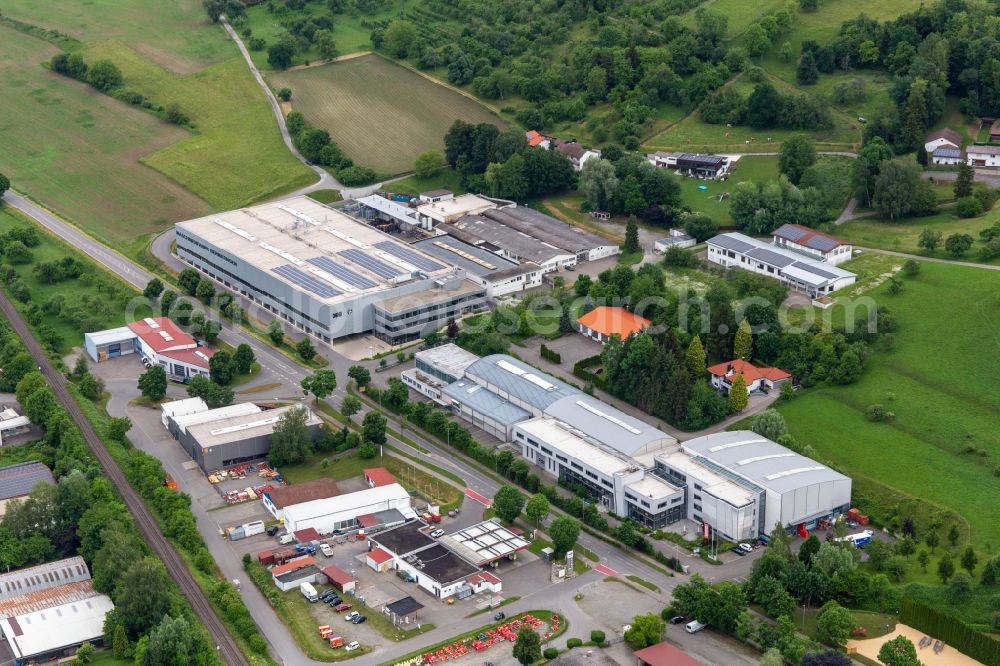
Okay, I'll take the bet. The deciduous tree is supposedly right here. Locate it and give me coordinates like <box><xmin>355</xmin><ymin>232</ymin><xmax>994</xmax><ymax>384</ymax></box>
<box><xmin>752</xmin><ymin>409</ymin><xmax>787</xmax><ymax>441</ymax></box>
<box><xmin>362</xmin><ymin>410</ymin><xmax>386</xmax><ymax>446</ymax></box>
<box><xmin>233</xmin><ymin>343</ymin><xmax>255</xmax><ymax>375</ymax></box>
<box><xmin>549</xmin><ymin>516</ymin><xmax>580</xmax><ymax>557</ymax></box>
<box><xmin>816</xmin><ymin>600</ymin><xmax>854</xmax><ymax>645</ymax></box>
<box><xmin>624</xmin><ymin>614</ymin><xmax>664</xmax><ymax>648</ymax></box>
<box><xmin>525</xmin><ymin>493</ymin><xmax>550</xmax><ymax>526</ymax></box>
<box><xmin>301</xmin><ymin>370</ymin><xmax>337</xmax><ymax>402</ymax></box>
<box><xmin>341</xmin><ymin>395</ymin><xmax>361</xmax><ymax>420</ymax></box>
<box><xmin>779</xmin><ymin>135</ymin><xmax>817</xmax><ymax>184</ymax></box>
<box><xmin>296</xmin><ymin>338</ymin><xmax>317</xmax><ymax>362</ymax></box>
<box><xmin>493</xmin><ymin>486</ymin><xmax>525</xmax><ymax>524</ymax></box>
<box><xmin>878</xmin><ymin>635</ymin><xmax>920</xmax><ymax>666</ymax></box>
<box><xmin>414</xmin><ymin>151</ymin><xmax>445</xmax><ymax>178</ymax></box>
<box><xmin>348</xmin><ymin>365</ymin><xmax>371</xmax><ymax>388</ymax></box>
<box><xmin>138</xmin><ymin>366</ymin><xmax>167</xmax><ymax>401</ymax></box>
<box><xmin>512</xmin><ymin>626</ymin><xmax>541</xmax><ymax>666</ymax></box>
<box><xmin>114</xmin><ymin>557</ymin><xmax>174</xmax><ymax>638</ymax></box>
<box><xmin>268</xmin><ymin>407</ymin><xmax>312</xmax><ymax>466</ymax></box>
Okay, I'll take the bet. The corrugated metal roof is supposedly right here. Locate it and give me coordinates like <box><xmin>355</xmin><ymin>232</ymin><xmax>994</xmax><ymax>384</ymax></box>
<box><xmin>0</xmin><ymin>461</ymin><xmax>54</xmax><ymax>502</ymax></box>
<box><xmin>682</xmin><ymin>431</ymin><xmax>850</xmax><ymax>493</ymax></box>
<box><xmin>463</xmin><ymin>355</ymin><xmax>579</xmax><ymax>412</ymax></box>
<box><xmin>542</xmin><ymin>395</ymin><xmax>674</xmax><ymax>456</ymax></box>
<box><xmin>441</xmin><ymin>380</ymin><xmax>532</xmax><ymax>426</ymax></box>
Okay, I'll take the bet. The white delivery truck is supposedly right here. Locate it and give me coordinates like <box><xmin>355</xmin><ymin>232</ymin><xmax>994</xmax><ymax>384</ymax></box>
<box><xmin>300</xmin><ymin>582</ymin><xmax>319</xmax><ymax>602</ymax></box>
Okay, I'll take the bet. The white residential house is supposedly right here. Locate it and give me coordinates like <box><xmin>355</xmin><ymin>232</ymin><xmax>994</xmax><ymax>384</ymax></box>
<box><xmin>932</xmin><ymin>147</ymin><xmax>964</xmax><ymax>166</ymax></box>
<box><xmin>770</xmin><ymin>224</ymin><xmax>853</xmax><ymax>266</ymax></box>
<box><xmin>923</xmin><ymin>128</ymin><xmax>961</xmax><ymax>154</ymax></box>
<box><xmin>553</xmin><ymin>140</ymin><xmax>600</xmax><ymax>171</ymax></box>
<box><xmin>967</xmin><ymin>145</ymin><xmax>1000</xmax><ymax>168</ymax></box>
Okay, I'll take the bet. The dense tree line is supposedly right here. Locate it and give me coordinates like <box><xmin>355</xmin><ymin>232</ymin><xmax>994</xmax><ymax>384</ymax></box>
<box><xmin>700</xmin><ymin>78</ymin><xmax>832</xmax><ymax>131</ymax></box>
<box><xmin>444</xmin><ymin>120</ymin><xmax>574</xmax><ymax>198</ymax></box>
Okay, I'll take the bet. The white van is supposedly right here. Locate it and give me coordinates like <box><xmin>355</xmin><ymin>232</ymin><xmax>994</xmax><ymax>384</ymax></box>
<box><xmin>300</xmin><ymin>582</ymin><xmax>319</xmax><ymax>602</ymax></box>
<box><xmin>278</xmin><ymin>533</ymin><xmax>294</xmax><ymax>545</ymax></box>
<box><xmin>685</xmin><ymin>620</ymin><xmax>707</xmax><ymax>634</ymax></box>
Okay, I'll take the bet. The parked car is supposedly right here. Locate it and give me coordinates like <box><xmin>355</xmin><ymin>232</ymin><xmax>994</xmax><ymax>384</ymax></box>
<box><xmin>319</xmin><ymin>590</ymin><xmax>337</xmax><ymax>602</ymax></box>
<box><xmin>685</xmin><ymin>620</ymin><xmax>707</xmax><ymax>634</ymax></box>
<box><xmin>345</xmin><ymin>641</ymin><xmax>360</xmax><ymax>652</ymax></box>
<box><xmin>344</xmin><ymin>611</ymin><xmax>360</xmax><ymax>622</ymax></box>
<box><xmin>493</xmin><ymin>611</ymin><xmax>506</xmax><ymax>621</ymax></box>
<box><xmin>739</xmin><ymin>543</ymin><xmax>753</xmax><ymax>553</ymax></box>
<box><xmin>326</xmin><ymin>595</ymin><xmax>342</xmax><ymax>606</ymax></box>
<box><xmin>320</xmin><ymin>543</ymin><xmax>334</xmax><ymax>557</ymax></box>
<box><xmin>730</xmin><ymin>546</ymin><xmax>746</xmax><ymax>556</ymax></box>
<box><xmin>669</xmin><ymin>616</ymin><xmax>685</xmax><ymax>625</ymax></box>
<box><xmin>335</xmin><ymin>603</ymin><xmax>353</xmax><ymax>613</ymax></box>
<box><xmin>265</xmin><ymin>525</ymin><xmax>279</xmax><ymax>537</ymax></box>
<box><xmin>430</xmin><ymin>529</ymin><xmax>445</xmax><ymax>539</ymax></box>
<box><xmin>351</xmin><ymin>615</ymin><xmax>367</xmax><ymax>625</ymax></box>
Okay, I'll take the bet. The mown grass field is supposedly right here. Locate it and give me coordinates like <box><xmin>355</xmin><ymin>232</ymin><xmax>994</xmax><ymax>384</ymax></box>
<box><xmin>838</xmin><ymin>208</ymin><xmax>1000</xmax><ymax>263</ymax></box>
<box><xmin>679</xmin><ymin>0</ymin><xmax>787</xmax><ymax>40</ymax></box>
<box><xmin>389</xmin><ymin>168</ymin><xmax>466</xmax><ymax>198</ymax></box>
<box><xmin>0</xmin><ymin>25</ymin><xmax>212</xmax><ymax>243</ymax></box>
<box><xmin>678</xmin><ymin>155</ymin><xmax>781</xmax><ymax>222</ymax></box>
<box><xmin>759</xmin><ymin>0</ymin><xmax>923</xmax><ymax>82</ymax></box>
<box><xmin>269</xmin><ymin>55</ymin><xmax>503</xmax><ymax>176</ymax></box>
<box><xmin>0</xmin><ymin>0</ymin><xmax>232</xmax><ymax>73</ymax></box>
<box><xmin>778</xmin><ymin>262</ymin><xmax>1000</xmax><ymax>550</ymax></box>
<box><xmin>644</xmin><ymin>73</ymin><xmax>861</xmax><ymax>153</ymax></box>
<box><xmin>81</xmin><ymin>40</ymin><xmax>314</xmax><ymax>214</ymax></box>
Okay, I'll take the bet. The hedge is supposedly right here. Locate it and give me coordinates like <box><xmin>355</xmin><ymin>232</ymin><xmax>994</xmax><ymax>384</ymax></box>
<box><xmin>543</xmin><ymin>648</ymin><xmax>559</xmax><ymax>659</ymax></box>
<box><xmin>540</xmin><ymin>344</ymin><xmax>562</xmax><ymax>364</ymax></box>
<box><xmin>572</xmin><ymin>355</ymin><xmax>605</xmax><ymax>390</ymax></box>
<box><xmin>901</xmin><ymin>598</ymin><xmax>1000</xmax><ymax>666</ymax></box>
<box><xmin>566</xmin><ymin>638</ymin><xmax>583</xmax><ymax>648</ymax></box>
<box><xmin>590</xmin><ymin>630</ymin><xmax>605</xmax><ymax>645</ymax></box>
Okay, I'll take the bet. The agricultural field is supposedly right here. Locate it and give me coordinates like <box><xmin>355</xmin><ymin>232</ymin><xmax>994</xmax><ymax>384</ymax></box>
<box><xmin>644</xmin><ymin>73</ymin><xmax>862</xmax><ymax>153</ymax></box>
<box><xmin>269</xmin><ymin>55</ymin><xmax>503</xmax><ymax>176</ymax></box>
<box><xmin>81</xmin><ymin>40</ymin><xmax>315</xmax><ymax>214</ymax></box>
<box><xmin>0</xmin><ymin>25</ymin><xmax>211</xmax><ymax>243</ymax></box>
<box><xmin>838</xmin><ymin>208</ymin><xmax>1000</xmax><ymax>263</ymax></box>
<box><xmin>0</xmin><ymin>0</ymin><xmax>232</xmax><ymax>73</ymax></box>
<box><xmin>778</xmin><ymin>262</ymin><xmax>1000</xmax><ymax>550</ymax></box>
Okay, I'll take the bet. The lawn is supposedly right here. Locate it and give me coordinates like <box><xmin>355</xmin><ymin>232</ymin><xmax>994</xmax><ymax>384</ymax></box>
<box><xmin>268</xmin><ymin>55</ymin><xmax>503</xmax><ymax>177</ymax></box>
<box><xmin>758</xmin><ymin>0</ymin><xmax>923</xmax><ymax>83</ymax></box>
<box><xmin>644</xmin><ymin>73</ymin><xmax>861</xmax><ymax>153</ymax></box>
<box><xmin>837</xmin><ymin>208</ymin><xmax>1000</xmax><ymax>263</ymax></box>
<box><xmin>0</xmin><ymin>25</ymin><xmax>212</xmax><ymax>244</ymax></box>
<box><xmin>679</xmin><ymin>0</ymin><xmax>787</xmax><ymax>40</ymax></box>
<box><xmin>0</xmin><ymin>206</ymin><xmax>153</xmax><ymax>353</ymax></box>
<box><xmin>777</xmin><ymin>262</ymin><xmax>1000</xmax><ymax>551</ymax></box>
<box><xmin>81</xmin><ymin>40</ymin><xmax>315</xmax><ymax>214</ymax></box>
<box><xmin>0</xmin><ymin>0</ymin><xmax>232</xmax><ymax>72</ymax></box>
<box><xmin>389</xmin><ymin>168</ymin><xmax>466</xmax><ymax>198</ymax></box>
<box><xmin>678</xmin><ymin>155</ymin><xmax>781</xmax><ymax>222</ymax></box>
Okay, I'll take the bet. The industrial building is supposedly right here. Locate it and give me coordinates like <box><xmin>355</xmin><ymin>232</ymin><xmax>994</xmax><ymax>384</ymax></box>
<box><xmin>85</xmin><ymin>317</ymin><xmax>216</xmax><ymax>380</ymax></box>
<box><xmin>0</xmin><ymin>405</ymin><xmax>30</xmax><ymax>446</ymax></box>
<box><xmin>262</xmin><ymin>478</ymin><xmax>341</xmax><ymax>520</ymax></box>
<box><xmin>368</xmin><ymin>520</ymin><xmax>508</xmax><ymax>600</ymax></box>
<box><xmin>651</xmin><ymin>431</ymin><xmax>852</xmax><ymax>541</ymax></box>
<box><xmin>706</xmin><ymin>232</ymin><xmax>856</xmax><ymax>299</ymax></box>
<box><xmin>411</xmin><ymin>236</ymin><xmax>543</xmax><ymax>297</ymax></box>
<box><xmin>0</xmin><ymin>461</ymin><xmax>53</xmax><ymax>518</ymax></box>
<box><xmin>0</xmin><ymin>557</ymin><xmax>114</xmax><ymax>664</ymax></box>
<box><xmin>770</xmin><ymin>224</ymin><xmax>853</xmax><ymax>266</ymax></box>
<box><xmin>164</xmin><ymin>401</ymin><xmax>263</xmax><ymax>439</ymax></box>
<box><xmin>177</xmin><ymin>405</ymin><xmax>321</xmax><ymax>473</ymax></box>
<box><xmin>175</xmin><ymin>196</ymin><xmax>488</xmax><ymax>346</ymax></box>
<box><xmin>400</xmin><ymin>343</ymin><xmax>480</xmax><ymax>404</ymax></box>
<box><xmin>653</xmin><ymin>229</ymin><xmax>696</xmax><ymax>253</ymax></box>
<box><xmin>439</xmin><ymin>207</ymin><xmax>618</xmax><ymax>273</ymax></box>
<box><xmin>280</xmin><ymin>483</ymin><xmax>415</xmax><ymax>534</ymax></box>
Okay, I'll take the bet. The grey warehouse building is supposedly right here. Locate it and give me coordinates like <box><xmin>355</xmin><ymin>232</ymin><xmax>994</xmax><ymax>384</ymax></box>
<box><xmin>175</xmin><ymin>197</ymin><xmax>487</xmax><ymax>345</ymax></box>
<box><xmin>178</xmin><ymin>405</ymin><xmax>321</xmax><ymax>472</ymax></box>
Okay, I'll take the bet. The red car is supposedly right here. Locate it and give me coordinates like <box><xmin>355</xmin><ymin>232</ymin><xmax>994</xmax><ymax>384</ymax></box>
<box><xmin>334</xmin><ymin>603</ymin><xmax>353</xmax><ymax>613</ymax></box>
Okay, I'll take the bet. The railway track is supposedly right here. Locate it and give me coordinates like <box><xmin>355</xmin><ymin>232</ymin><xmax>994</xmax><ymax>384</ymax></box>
<box><xmin>0</xmin><ymin>292</ymin><xmax>250</xmax><ymax>666</ymax></box>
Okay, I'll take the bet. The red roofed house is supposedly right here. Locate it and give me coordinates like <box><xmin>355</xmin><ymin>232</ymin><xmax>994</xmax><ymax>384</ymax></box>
<box><xmin>577</xmin><ymin>306</ymin><xmax>651</xmax><ymax>342</ymax></box>
<box><xmin>707</xmin><ymin>359</ymin><xmax>791</xmax><ymax>394</ymax></box>
<box><xmin>366</xmin><ymin>547</ymin><xmax>394</xmax><ymax>573</ymax></box>
<box><xmin>524</xmin><ymin>130</ymin><xmax>551</xmax><ymax>149</ymax></box>
<box><xmin>321</xmin><ymin>564</ymin><xmax>356</xmax><ymax>594</ymax></box>
<box><xmin>634</xmin><ymin>641</ymin><xmax>704</xmax><ymax>666</ymax></box>
<box><xmin>84</xmin><ymin>316</ymin><xmax>215</xmax><ymax>381</ymax></box>
<box><xmin>364</xmin><ymin>468</ymin><xmax>396</xmax><ymax>488</ymax></box>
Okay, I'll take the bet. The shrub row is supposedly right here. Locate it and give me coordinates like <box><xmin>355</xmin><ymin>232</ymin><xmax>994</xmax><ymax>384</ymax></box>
<box><xmin>540</xmin><ymin>344</ymin><xmax>561</xmax><ymax>364</ymax></box>
<box><xmin>901</xmin><ymin>599</ymin><xmax>1000</xmax><ymax>666</ymax></box>
<box><xmin>572</xmin><ymin>356</ymin><xmax>606</xmax><ymax>390</ymax></box>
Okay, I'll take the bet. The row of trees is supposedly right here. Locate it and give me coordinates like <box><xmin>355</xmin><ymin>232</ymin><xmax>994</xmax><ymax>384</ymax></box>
<box><xmin>286</xmin><ymin>111</ymin><xmax>376</xmax><ymax>186</ymax></box>
<box><xmin>700</xmin><ymin>80</ymin><xmax>832</xmax><ymax>131</ymax></box>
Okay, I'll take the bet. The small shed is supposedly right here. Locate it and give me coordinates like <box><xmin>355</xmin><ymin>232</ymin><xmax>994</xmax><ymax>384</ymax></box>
<box><xmin>366</xmin><ymin>548</ymin><xmax>394</xmax><ymax>573</ymax></box>
<box><xmin>385</xmin><ymin>596</ymin><xmax>424</xmax><ymax>625</ymax></box>
<box><xmin>321</xmin><ymin>564</ymin><xmax>356</xmax><ymax>594</ymax></box>
<box><xmin>294</xmin><ymin>527</ymin><xmax>321</xmax><ymax>544</ymax></box>
<box><xmin>364</xmin><ymin>468</ymin><xmax>396</xmax><ymax>488</ymax></box>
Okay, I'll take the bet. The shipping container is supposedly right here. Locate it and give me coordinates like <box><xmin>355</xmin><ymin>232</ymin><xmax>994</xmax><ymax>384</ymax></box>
<box><xmin>258</xmin><ymin>550</ymin><xmax>275</xmax><ymax>566</ymax></box>
<box><xmin>243</xmin><ymin>520</ymin><xmax>266</xmax><ymax>537</ymax></box>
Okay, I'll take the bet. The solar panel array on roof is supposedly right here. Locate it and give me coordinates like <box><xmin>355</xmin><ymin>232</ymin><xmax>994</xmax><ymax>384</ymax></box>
<box><xmin>805</xmin><ymin>235</ymin><xmax>839</xmax><ymax>252</ymax></box>
<box><xmin>339</xmin><ymin>248</ymin><xmax>404</xmax><ymax>280</ymax></box>
<box><xmin>710</xmin><ymin>234</ymin><xmax>755</xmax><ymax>254</ymax></box>
<box><xmin>373</xmin><ymin>241</ymin><xmax>445</xmax><ymax>272</ymax></box>
<box><xmin>791</xmin><ymin>262</ymin><xmax>839</xmax><ymax>280</ymax></box>
<box><xmin>272</xmin><ymin>265</ymin><xmax>342</xmax><ymax>298</ymax></box>
<box><xmin>776</xmin><ymin>225</ymin><xmax>808</xmax><ymax>241</ymax></box>
<box><xmin>747</xmin><ymin>247</ymin><xmax>796</xmax><ymax>268</ymax></box>
<box><xmin>307</xmin><ymin>256</ymin><xmax>377</xmax><ymax>290</ymax></box>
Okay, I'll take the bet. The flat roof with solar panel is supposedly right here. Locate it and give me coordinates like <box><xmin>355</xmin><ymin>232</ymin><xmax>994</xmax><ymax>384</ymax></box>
<box><xmin>174</xmin><ymin>197</ymin><xmax>455</xmax><ymax>305</ymax></box>
<box><xmin>411</xmin><ymin>236</ymin><xmax>542</xmax><ymax>280</ymax></box>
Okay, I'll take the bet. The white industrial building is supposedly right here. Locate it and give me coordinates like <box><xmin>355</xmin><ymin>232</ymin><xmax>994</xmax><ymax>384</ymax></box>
<box><xmin>85</xmin><ymin>317</ymin><xmax>215</xmax><ymax>380</ymax></box>
<box><xmin>653</xmin><ymin>229</ymin><xmax>696</xmax><ymax>253</ymax></box>
<box><xmin>400</xmin><ymin>344</ymin><xmax>480</xmax><ymax>404</ymax></box>
<box><xmin>175</xmin><ymin>197</ymin><xmax>487</xmax><ymax>346</ymax></box>
<box><xmin>411</xmin><ymin>236</ymin><xmax>543</xmax><ymax>297</ymax></box>
<box><xmin>770</xmin><ymin>224</ymin><xmax>853</xmax><ymax>266</ymax></box>
<box><xmin>707</xmin><ymin>233</ymin><xmax>856</xmax><ymax>299</ymax></box>
<box><xmin>651</xmin><ymin>431</ymin><xmax>852</xmax><ymax>541</ymax></box>
<box><xmin>280</xmin><ymin>483</ymin><xmax>415</xmax><ymax>534</ymax></box>
<box><xmin>163</xmin><ymin>401</ymin><xmax>263</xmax><ymax>438</ymax></box>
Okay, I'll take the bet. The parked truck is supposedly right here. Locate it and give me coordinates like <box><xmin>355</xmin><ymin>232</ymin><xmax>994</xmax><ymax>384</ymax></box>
<box><xmin>837</xmin><ymin>529</ymin><xmax>874</xmax><ymax>548</ymax></box>
<box><xmin>227</xmin><ymin>520</ymin><xmax>266</xmax><ymax>541</ymax></box>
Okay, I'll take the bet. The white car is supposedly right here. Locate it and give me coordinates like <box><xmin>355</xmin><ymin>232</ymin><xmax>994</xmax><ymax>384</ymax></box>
<box><xmin>430</xmin><ymin>529</ymin><xmax>445</xmax><ymax>538</ymax></box>
<box><xmin>345</xmin><ymin>641</ymin><xmax>361</xmax><ymax>652</ymax></box>
<box><xmin>344</xmin><ymin>611</ymin><xmax>360</xmax><ymax>623</ymax></box>
<box><xmin>739</xmin><ymin>543</ymin><xmax>753</xmax><ymax>553</ymax></box>
<box><xmin>320</xmin><ymin>543</ymin><xmax>334</xmax><ymax>557</ymax></box>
